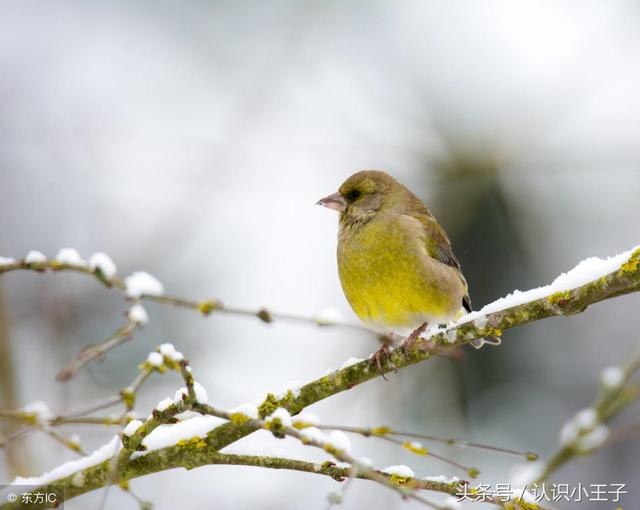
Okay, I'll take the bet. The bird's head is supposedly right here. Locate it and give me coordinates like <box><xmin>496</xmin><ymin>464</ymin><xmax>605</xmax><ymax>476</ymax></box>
<box><xmin>316</xmin><ymin>170</ymin><xmax>403</xmax><ymax>225</ymax></box>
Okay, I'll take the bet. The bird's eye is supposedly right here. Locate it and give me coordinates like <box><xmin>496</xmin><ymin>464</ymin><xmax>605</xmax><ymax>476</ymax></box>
<box><xmin>347</xmin><ymin>189</ymin><xmax>361</xmax><ymax>201</ymax></box>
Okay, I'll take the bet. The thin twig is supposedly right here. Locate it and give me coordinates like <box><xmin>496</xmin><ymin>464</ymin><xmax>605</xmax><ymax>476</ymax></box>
<box><xmin>315</xmin><ymin>423</ymin><xmax>537</xmax><ymax>461</ymax></box>
<box><xmin>1</xmin><ymin>247</ymin><xmax>639</xmax><ymax>509</ymax></box>
<box><xmin>43</xmin><ymin>428</ymin><xmax>86</xmax><ymax>456</ymax></box>
<box><xmin>56</xmin><ymin>321</ymin><xmax>139</xmax><ymax>382</ymax></box>
<box><xmin>0</xmin><ymin>259</ymin><xmax>368</xmax><ymax>331</ymax></box>
<box><xmin>535</xmin><ymin>340</ymin><xmax>640</xmax><ymax>483</ymax></box>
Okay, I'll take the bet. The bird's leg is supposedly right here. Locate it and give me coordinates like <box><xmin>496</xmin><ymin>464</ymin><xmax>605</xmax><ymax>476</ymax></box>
<box><xmin>400</xmin><ymin>322</ymin><xmax>428</xmax><ymax>357</ymax></box>
<box><xmin>370</xmin><ymin>335</ymin><xmax>395</xmax><ymax>381</ymax></box>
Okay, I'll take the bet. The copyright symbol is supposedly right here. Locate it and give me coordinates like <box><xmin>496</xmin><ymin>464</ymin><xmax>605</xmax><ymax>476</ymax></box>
<box><xmin>6</xmin><ymin>493</ymin><xmax>17</xmax><ymax>503</ymax></box>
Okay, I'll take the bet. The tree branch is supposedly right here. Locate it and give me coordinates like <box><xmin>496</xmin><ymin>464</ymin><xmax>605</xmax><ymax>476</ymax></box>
<box><xmin>533</xmin><ymin>340</ymin><xmax>640</xmax><ymax>484</ymax></box>
<box><xmin>0</xmin><ymin>257</ymin><xmax>367</xmax><ymax>330</ymax></box>
<box><xmin>2</xmin><ymin>246</ymin><xmax>639</xmax><ymax>509</ymax></box>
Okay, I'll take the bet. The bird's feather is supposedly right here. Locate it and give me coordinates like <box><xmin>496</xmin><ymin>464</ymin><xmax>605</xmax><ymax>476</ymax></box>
<box><xmin>409</xmin><ymin>206</ymin><xmax>473</xmax><ymax>313</ymax></box>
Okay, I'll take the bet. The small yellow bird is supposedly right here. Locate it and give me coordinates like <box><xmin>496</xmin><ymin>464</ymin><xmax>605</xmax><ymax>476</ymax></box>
<box><xmin>317</xmin><ymin>170</ymin><xmax>489</xmax><ymax>360</ymax></box>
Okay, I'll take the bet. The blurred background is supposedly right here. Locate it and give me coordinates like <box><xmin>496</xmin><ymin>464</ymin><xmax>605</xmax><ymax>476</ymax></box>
<box><xmin>1</xmin><ymin>1</ymin><xmax>639</xmax><ymax>508</ymax></box>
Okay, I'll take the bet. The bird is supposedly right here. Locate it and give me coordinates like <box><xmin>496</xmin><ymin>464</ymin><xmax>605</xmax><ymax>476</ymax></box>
<box><xmin>317</xmin><ymin>170</ymin><xmax>495</xmax><ymax>370</ymax></box>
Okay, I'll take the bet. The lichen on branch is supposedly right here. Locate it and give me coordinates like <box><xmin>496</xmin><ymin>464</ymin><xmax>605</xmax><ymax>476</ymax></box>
<box><xmin>1</xmin><ymin>245</ymin><xmax>639</xmax><ymax>509</ymax></box>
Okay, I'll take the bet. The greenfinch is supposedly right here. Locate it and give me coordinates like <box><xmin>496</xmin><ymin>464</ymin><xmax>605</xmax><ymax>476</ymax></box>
<box><xmin>317</xmin><ymin>170</ymin><xmax>486</xmax><ymax>353</ymax></box>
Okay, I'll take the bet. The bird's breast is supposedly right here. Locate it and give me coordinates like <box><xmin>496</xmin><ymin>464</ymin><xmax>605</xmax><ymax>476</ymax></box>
<box><xmin>337</xmin><ymin>218</ymin><xmax>463</xmax><ymax>331</ymax></box>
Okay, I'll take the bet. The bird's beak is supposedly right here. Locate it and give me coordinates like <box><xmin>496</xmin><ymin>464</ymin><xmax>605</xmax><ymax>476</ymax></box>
<box><xmin>316</xmin><ymin>192</ymin><xmax>347</xmax><ymax>212</ymax></box>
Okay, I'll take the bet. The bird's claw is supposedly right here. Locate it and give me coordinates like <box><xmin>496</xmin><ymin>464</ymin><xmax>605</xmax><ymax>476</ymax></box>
<box><xmin>400</xmin><ymin>322</ymin><xmax>428</xmax><ymax>358</ymax></box>
<box><xmin>369</xmin><ymin>343</ymin><xmax>392</xmax><ymax>381</ymax></box>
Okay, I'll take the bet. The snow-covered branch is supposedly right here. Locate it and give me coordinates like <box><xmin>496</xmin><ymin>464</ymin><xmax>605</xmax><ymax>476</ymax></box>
<box><xmin>0</xmin><ymin>249</ymin><xmax>369</xmax><ymax>380</ymax></box>
<box><xmin>1</xmin><ymin>345</ymin><xmax>548</xmax><ymax>510</ymax></box>
<box><xmin>509</xmin><ymin>340</ymin><xmax>640</xmax><ymax>487</ymax></box>
<box><xmin>1</xmin><ymin>245</ymin><xmax>639</xmax><ymax>509</ymax></box>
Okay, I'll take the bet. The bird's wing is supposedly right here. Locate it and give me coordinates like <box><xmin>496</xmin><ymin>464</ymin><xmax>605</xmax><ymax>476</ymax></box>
<box><xmin>410</xmin><ymin>211</ymin><xmax>473</xmax><ymax>313</ymax></box>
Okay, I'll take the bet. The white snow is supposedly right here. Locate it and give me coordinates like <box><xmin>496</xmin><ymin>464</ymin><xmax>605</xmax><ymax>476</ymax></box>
<box><xmin>124</xmin><ymin>271</ymin><xmax>165</xmax><ymax>298</ymax></box>
<box><xmin>24</xmin><ymin>250</ymin><xmax>47</xmax><ymax>264</ymax></box>
<box><xmin>273</xmin><ymin>381</ymin><xmax>303</xmax><ymax>399</ymax></box>
<box><xmin>381</xmin><ymin>465</ymin><xmax>415</xmax><ymax>478</ymax></box>
<box><xmin>88</xmin><ymin>252</ymin><xmax>117</xmax><ymax>278</ymax></box>
<box><xmin>292</xmin><ymin>412</ymin><xmax>320</xmax><ymax>427</ymax></box>
<box><xmin>322</xmin><ymin>367</ymin><xmax>336</xmax><ymax>377</ymax></box>
<box><xmin>123</xmin><ymin>410</ymin><xmax>139</xmax><ymax>421</ymax></box>
<box><xmin>406</xmin><ymin>441</ymin><xmax>425</xmax><ymax>452</ymax></box>
<box><xmin>300</xmin><ymin>427</ymin><xmax>351</xmax><ymax>452</ymax></box>
<box><xmin>159</xmin><ymin>343</ymin><xmax>184</xmax><ymax>362</ymax></box>
<box><xmin>339</xmin><ymin>357</ymin><xmax>364</xmax><ymax>371</ymax></box>
<box><xmin>314</xmin><ymin>307</ymin><xmax>343</xmax><ymax>325</ymax></box>
<box><xmin>173</xmin><ymin>388</ymin><xmax>188</xmax><ymax>402</ymax></box>
<box><xmin>174</xmin><ymin>410</ymin><xmax>203</xmax><ymax>421</ymax></box>
<box><xmin>132</xmin><ymin>415</ymin><xmax>227</xmax><ymax>457</ymax></box>
<box><xmin>472</xmin><ymin>315</ymin><xmax>488</xmax><ymax>329</ymax></box>
<box><xmin>286</xmin><ymin>381</ymin><xmax>303</xmax><ymax>398</ymax></box>
<box><xmin>146</xmin><ymin>352</ymin><xmax>163</xmax><ymax>367</ymax></box>
<box><xmin>422</xmin><ymin>475</ymin><xmax>461</xmax><ymax>484</ymax></box>
<box><xmin>600</xmin><ymin>366</ymin><xmax>625</xmax><ymax>388</ymax></box>
<box><xmin>299</xmin><ymin>426</ymin><xmax>329</xmax><ymax>445</ymax></box>
<box><xmin>70</xmin><ymin>472</ymin><xmax>84</xmax><ymax>487</ymax></box>
<box><xmin>577</xmin><ymin>424</ymin><xmax>610</xmax><ymax>451</ymax></box>
<box><xmin>574</xmin><ymin>408</ymin><xmax>597</xmax><ymax>429</ymax></box>
<box><xmin>356</xmin><ymin>456</ymin><xmax>373</xmax><ymax>468</ymax></box>
<box><xmin>559</xmin><ymin>408</ymin><xmax>601</xmax><ymax>446</ymax></box>
<box><xmin>55</xmin><ymin>248</ymin><xmax>85</xmax><ymax>265</ymax></box>
<box><xmin>230</xmin><ymin>402</ymin><xmax>259</xmax><ymax>420</ymax></box>
<box><xmin>123</xmin><ymin>420</ymin><xmax>144</xmax><ymax>437</ymax></box>
<box><xmin>22</xmin><ymin>401</ymin><xmax>53</xmax><ymax>425</ymax></box>
<box><xmin>327</xmin><ymin>430</ymin><xmax>351</xmax><ymax>453</ymax></box>
<box><xmin>267</xmin><ymin>407</ymin><xmax>292</xmax><ymax>428</ymax></box>
<box><xmin>457</xmin><ymin>245</ymin><xmax>640</xmax><ymax>326</ymax></box>
<box><xmin>559</xmin><ymin>421</ymin><xmax>579</xmax><ymax>446</ymax></box>
<box><xmin>0</xmin><ymin>256</ymin><xmax>15</xmax><ymax>266</ymax></box>
<box><xmin>128</xmin><ymin>305</ymin><xmax>149</xmax><ymax>325</ymax></box>
<box><xmin>510</xmin><ymin>461</ymin><xmax>545</xmax><ymax>486</ymax></box>
<box><xmin>173</xmin><ymin>382</ymin><xmax>208</xmax><ymax>404</ymax></box>
<box><xmin>156</xmin><ymin>398</ymin><xmax>173</xmax><ymax>412</ymax></box>
<box><xmin>11</xmin><ymin>435</ymin><xmax>120</xmax><ymax>486</ymax></box>
<box><xmin>193</xmin><ymin>382</ymin><xmax>208</xmax><ymax>404</ymax></box>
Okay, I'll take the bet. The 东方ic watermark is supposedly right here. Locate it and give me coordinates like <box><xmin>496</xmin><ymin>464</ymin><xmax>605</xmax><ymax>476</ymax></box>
<box><xmin>1</xmin><ymin>485</ymin><xmax>64</xmax><ymax>508</ymax></box>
